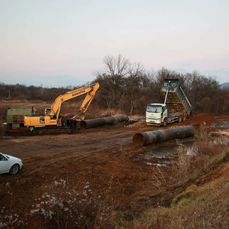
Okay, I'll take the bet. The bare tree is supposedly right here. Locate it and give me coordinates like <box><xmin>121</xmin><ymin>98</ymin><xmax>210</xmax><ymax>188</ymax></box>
<box><xmin>102</xmin><ymin>54</ymin><xmax>130</xmax><ymax>77</ymax></box>
<box><xmin>124</xmin><ymin>62</ymin><xmax>145</xmax><ymax>114</ymax></box>
<box><xmin>94</xmin><ymin>55</ymin><xmax>130</xmax><ymax>109</ymax></box>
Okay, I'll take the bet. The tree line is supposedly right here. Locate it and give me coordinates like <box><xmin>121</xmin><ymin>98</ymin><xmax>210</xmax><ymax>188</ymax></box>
<box><xmin>1</xmin><ymin>55</ymin><xmax>229</xmax><ymax>116</ymax></box>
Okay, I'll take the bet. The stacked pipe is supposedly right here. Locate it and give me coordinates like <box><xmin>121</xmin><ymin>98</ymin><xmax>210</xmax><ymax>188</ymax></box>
<box><xmin>80</xmin><ymin>115</ymin><xmax>128</xmax><ymax>129</ymax></box>
<box><xmin>133</xmin><ymin>124</ymin><xmax>199</xmax><ymax>146</ymax></box>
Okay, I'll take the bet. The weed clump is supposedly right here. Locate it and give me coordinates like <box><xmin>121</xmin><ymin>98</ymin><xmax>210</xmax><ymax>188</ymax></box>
<box><xmin>172</xmin><ymin>130</ymin><xmax>229</xmax><ymax>181</ymax></box>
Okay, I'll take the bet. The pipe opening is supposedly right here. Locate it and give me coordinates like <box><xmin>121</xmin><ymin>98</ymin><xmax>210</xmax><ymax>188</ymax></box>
<box><xmin>133</xmin><ymin>133</ymin><xmax>144</xmax><ymax>146</ymax></box>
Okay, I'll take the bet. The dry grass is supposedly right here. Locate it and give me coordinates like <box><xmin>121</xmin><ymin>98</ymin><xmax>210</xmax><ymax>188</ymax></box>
<box><xmin>131</xmin><ymin>167</ymin><xmax>229</xmax><ymax>229</ymax></box>
<box><xmin>125</xmin><ymin>133</ymin><xmax>229</xmax><ymax>229</ymax></box>
<box><xmin>169</xmin><ymin>130</ymin><xmax>229</xmax><ymax>182</ymax></box>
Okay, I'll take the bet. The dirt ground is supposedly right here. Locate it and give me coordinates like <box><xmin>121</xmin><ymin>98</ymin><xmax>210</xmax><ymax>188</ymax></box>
<box><xmin>0</xmin><ymin>112</ymin><xmax>228</xmax><ymax>227</ymax></box>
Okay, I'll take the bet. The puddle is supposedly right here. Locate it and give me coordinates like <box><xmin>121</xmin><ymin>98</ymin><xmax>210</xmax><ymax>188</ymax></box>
<box><xmin>210</xmin><ymin>120</ymin><xmax>229</xmax><ymax>130</ymax></box>
<box><xmin>136</xmin><ymin>138</ymin><xmax>194</xmax><ymax>167</ymax></box>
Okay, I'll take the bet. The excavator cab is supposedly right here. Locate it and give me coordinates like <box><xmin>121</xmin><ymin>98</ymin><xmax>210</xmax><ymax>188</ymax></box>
<box><xmin>45</xmin><ymin>108</ymin><xmax>57</xmax><ymax>119</ymax></box>
<box><xmin>44</xmin><ymin>108</ymin><xmax>50</xmax><ymax>116</ymax></box>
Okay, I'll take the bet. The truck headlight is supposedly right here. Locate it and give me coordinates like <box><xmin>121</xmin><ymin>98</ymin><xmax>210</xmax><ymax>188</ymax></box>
<box><xmin>155</xmin><ymin>118</ymin><xmax>161</xmax><ymax>123</ymax></box>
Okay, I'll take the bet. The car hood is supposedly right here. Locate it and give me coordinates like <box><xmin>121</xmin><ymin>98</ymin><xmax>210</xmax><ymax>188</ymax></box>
<box><xmin>2</xmin><ymin>153</ymin><xmax>22</xmax><ymax>162</ymax></box>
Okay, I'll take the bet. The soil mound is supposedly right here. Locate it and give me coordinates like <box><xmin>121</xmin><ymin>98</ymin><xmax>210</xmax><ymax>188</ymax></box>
<box><xmin>186</xmin><ymin>113</ymin><xmax>217</xmax><ymax>126</ymax></box>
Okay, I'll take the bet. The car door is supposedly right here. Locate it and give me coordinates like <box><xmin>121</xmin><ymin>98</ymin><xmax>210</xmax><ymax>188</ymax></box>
<box><xmin>0</xmin><ymin>154</ymin><xmax>10</xmax><ymax>174</ymax></box>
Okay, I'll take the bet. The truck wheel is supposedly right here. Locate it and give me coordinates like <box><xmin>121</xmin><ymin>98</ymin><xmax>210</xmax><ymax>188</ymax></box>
<box><xmin>178</xmin><ymin>116</ymin><xmax>182</xmax><ymax>123</ymax></box>
<box><xmin>162</xmin><ymin>120</ymin><xmax>167</xmax><ymax>127</ymax></box>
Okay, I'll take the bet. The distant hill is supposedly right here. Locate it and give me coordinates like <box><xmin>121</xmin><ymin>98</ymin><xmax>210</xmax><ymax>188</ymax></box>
<box><xmin>220</xmin><ymin>82</ymin><xmax>229</xmax><ymax>88</ymax></box>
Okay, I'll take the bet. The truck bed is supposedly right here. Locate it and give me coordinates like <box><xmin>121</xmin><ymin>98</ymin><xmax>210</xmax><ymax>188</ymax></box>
<box><xmin>161</xmin><ymin>79</ymin><xmax>192</xmax><ymax>115</ymax></box>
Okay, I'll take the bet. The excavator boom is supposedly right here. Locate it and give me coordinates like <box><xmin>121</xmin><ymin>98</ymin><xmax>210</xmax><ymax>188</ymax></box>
<box><xmin>48</xmin><ymin>83</ymin><xmax>99</xmax><ymax>118</ymax></box>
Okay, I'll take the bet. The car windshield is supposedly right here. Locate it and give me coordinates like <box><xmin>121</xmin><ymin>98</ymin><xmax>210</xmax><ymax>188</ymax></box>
<box><xmin>0</xmin><ymin>154</ymin><xmax>6</xmax><ymax>161</ymax></box>
<box><xmin>147</xmin><ymin>105</ymin><xmax>162</xmax><ymax>113</ymax></box>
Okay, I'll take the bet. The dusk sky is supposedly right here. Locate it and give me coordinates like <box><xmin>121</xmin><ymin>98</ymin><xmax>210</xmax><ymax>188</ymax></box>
<box><xmin>0</xmin><ymin>0</ymin><xmax>229</xmax><ymax>88</ymax></box>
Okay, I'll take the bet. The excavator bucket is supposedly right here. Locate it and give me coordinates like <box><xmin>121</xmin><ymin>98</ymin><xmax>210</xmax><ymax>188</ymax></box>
<box><xmin>71</xmin><ymin>110</ymin><xmax>85</xmax><ymax>121</ymax></box>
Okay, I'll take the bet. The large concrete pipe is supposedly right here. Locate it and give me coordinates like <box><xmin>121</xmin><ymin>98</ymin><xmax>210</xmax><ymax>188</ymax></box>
<box><xmin>80</xmin><ymin>115</ymin><xmax>129</xmax><ymax>129</ymax></box>
<box><xmin>133</xmin><ymin>124</ymin><xmax>199</xmax><ymax>146</ymax></box>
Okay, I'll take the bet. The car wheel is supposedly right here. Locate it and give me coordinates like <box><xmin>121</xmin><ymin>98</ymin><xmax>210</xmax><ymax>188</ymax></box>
<box><xmin>9</xmin><ymin>164</ymin><xmax>20</xmax><ymax>175</ymax></box>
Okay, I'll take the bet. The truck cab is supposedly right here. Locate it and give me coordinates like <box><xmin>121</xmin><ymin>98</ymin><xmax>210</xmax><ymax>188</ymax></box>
<box><xmin>146</xmin><ymin>103</ymin><xmax>168</xmax><ymax>126</ymax></box>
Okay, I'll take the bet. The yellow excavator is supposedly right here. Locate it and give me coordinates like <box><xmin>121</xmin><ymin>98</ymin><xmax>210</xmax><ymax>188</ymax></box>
<box><xmin>24</xmin><ymin>82</ymin><xmax>99</xmax><ymax>134</ymax></box>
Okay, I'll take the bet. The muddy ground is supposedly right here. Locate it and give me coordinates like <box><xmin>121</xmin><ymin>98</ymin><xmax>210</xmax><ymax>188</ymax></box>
<box><xmin>0</xmin><ymin>113</ymin><xmax>228</xmax><ymax>227</ymax></box>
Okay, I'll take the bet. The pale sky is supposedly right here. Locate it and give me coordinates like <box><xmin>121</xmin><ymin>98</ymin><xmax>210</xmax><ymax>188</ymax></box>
<box><xmin>0</xmin><ymin>0</ymin><xmax>229</xmax><ymax>88</ymax></box>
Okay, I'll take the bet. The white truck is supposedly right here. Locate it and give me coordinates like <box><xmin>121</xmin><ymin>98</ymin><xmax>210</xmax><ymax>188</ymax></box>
<box><xmin>146</xmin><ymin>79</ymin><xmax>192</xmax><ymax>126</ymax></box>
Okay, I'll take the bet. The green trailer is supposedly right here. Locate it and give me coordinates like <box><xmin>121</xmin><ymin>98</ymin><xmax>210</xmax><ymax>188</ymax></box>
<box><xmin>6</xmin><ymin>109</ymin><xmax>33</xmax><ymax>128</ymax></box>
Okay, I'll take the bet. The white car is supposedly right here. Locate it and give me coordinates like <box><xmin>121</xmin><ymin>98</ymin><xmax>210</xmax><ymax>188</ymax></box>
<box><xmin>0</xmin><ymin>153</ymin><xmax>23</xmax><ymax>175</ymax></box>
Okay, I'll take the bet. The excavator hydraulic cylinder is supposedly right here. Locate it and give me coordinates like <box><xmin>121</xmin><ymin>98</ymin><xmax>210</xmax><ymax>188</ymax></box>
<box><xmin>133</xmin><ymin>124</ymin><xmax>199</xmax><ymax>146</ymax></box>
<box><xmin>80</xmin><ymin>115</ymin><xmax>128</xmax><ymax>129</ymax></box>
